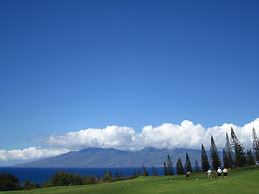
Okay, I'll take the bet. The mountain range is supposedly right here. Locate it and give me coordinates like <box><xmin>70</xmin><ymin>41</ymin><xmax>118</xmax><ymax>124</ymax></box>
<box><xmin>17</xmin><ymin>147</ymin><xmax>203</xmax><ymax>168</ymax></box>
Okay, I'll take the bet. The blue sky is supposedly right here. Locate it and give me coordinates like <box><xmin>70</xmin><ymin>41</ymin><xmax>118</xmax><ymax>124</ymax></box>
<box><xmin>0</xmin><ymin>0</ymin><xmax>259</xmax><ymax>151</ymax></box>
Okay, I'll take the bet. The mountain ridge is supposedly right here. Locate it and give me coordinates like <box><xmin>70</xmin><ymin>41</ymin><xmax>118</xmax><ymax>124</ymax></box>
<box><xmin>16</xmin><ymin>147</ymin><xmax>203</xmax><ymax>168</ymax></box>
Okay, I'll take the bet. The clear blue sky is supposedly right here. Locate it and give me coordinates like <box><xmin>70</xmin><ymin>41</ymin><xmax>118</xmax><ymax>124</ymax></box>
<box><xmin>0</xmin><ymin>0</ymin><xmax>258</xmax><ymax>150</ymax></box>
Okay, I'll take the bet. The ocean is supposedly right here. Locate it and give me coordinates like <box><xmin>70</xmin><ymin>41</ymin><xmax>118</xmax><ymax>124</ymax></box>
<box><xmin>0</xmin><ymin>167</ymin><xmax>168</xmax><ymax>184</ymax></box>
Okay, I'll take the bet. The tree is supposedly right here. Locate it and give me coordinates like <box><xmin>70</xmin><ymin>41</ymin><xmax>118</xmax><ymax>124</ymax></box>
<box><xmin>152</xmin><ymin>166</ymin><xmax>158</xmax><ymax>176</ymax></box>
<box><xmin>142</xmin><ymin>166</ymin><xmax>149</xmax><ymax>176</ymax></box>
<box><xmin>0</xmin><ymin>173</ymin><xmax>20</xmax><ymax>191</ymax></box>
<box><xmin>231</xmin><ymin>127</ymin><xmax>246</xmax><ymax>167</ymax></box>
<box><xmin>49</xmin><ymin>172</ymin><xmax>83</xmax><ymax>186</ymax></box>
<box><xmin>195</xmin><ymin>160</ymin><xmax>200</xmax><ymax>172</ymax></box>
<box><xmin>164</xmin><ymin>154</ymin><xmax>173</xmax><ymax>175</ymax></box>
<box><xmin>185</xmin><ymin>153</ymin><xmax>192</xmax><ymax>172</ymax></box>
<box><xmin>23</xmin><ymin>180</ymin><xmax>39</xmax><ymax>190</ymax></box>
<box><xmin>252</xmin><ymin>128</ymin><xmax>259</xmax><ymax>163</ymax></box>
<box><xmin>176</xmin><ymin>158</ymin><xmax>184</xmax><ymax>175</ymax></box>
<box><xmin>210</xmin><ymin>136</ymin><xmax>221</xmax><ymax>170</ymax></box>
<box><xmin>223</xmin><ymin>149</ymin><xmax>230</xmax><ymax>168</ymax></box>
<box><xmin>163</xmin><ymin>162</ymin><xmax>167</xmax><ymax>175</ymax></box>
<box><xmin>201</xmin><ymin>144</ymin><xmax>210</xmax><ymax>172</ymax></box>
<box><xmin>246</xmin><ymin>150</ymin><xmax>256</xmax><ymax>166</ymax></box>
<box><xmin>225</xmin><ymin>133</ymin><xmax>234</xmax><ymax>168</ymax></box>
<box><xmin>103</xmin><ymin>171</ymin><xmax>113</xmax><ymax>182</ymax></box>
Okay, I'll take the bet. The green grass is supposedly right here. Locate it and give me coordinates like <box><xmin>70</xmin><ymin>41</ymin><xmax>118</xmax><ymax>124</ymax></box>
<box><xmin>1</xmin><ymin>166</ymin><xmax>259</xmax><ymax>194</ymax></box>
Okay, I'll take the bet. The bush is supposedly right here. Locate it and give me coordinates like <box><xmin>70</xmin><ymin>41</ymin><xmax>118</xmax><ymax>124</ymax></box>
<box><xmin>49</xmin><ymin>172</ymin><xmax>83</xmax><ymax>186</ymax></box>
<box><xmin>82</xmin><ymin>176</ymin><xmax>97</xmax><ymax>184</ymax></box>
<box><xmin>23</xmin><ymin>180</ymin><xmax>40</xmax><ymax>190</ymax></box>
<box><xmin>102</xmin><ymin>171</ymin><xmax>113</xmax><ymax>182</ymax></box>
<box><xmin>0</xmin><ymin>173</ymin><xmax>20</xmax><ymax>191</ymax></box>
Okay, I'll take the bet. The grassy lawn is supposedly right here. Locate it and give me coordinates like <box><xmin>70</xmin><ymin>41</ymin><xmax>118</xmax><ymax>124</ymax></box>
<box><xmin>1</xmin><ymin>166</ymin><xmax>259</xmax><ymax>194</ymax></box>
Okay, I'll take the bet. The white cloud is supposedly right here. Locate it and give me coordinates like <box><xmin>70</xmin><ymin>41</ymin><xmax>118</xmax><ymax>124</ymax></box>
<box><xmin>0</xmin><ymin>147</ymin><xmax>68</xmax><ymax>161</ymax></box>
<box><xmin>47</xmin><ymin>118</ymin><xmax>259</xmax><ymax>151</ymax></box>
<box><xmin>140</xmin><ymin>121</ymin><xmax>206</xmax><ymax>149</ymax></box>
<box><xmin>48</xmin><ymin>126</ymin><xmax>138</xmax><ymax>150</ymax></box>
<box><xmin>1</xmin><ymin>118</ymin><xmax>259</xmax><ymax>163</ymax></box>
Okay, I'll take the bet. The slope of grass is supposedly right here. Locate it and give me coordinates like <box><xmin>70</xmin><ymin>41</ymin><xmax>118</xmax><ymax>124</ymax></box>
<box><xmin>1</xmin><ymin>166</ymin><xmax>259</xmax><ymax>194</ymax></box>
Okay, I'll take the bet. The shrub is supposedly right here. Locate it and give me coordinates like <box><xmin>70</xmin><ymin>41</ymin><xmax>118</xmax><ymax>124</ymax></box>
<box><xmin>0</xmin><ymin>173</ymin><xmax>20</xmax><ymax>191</ymax></box>
<box><xmin>49</xmin><ymin>172</ymin><xmax>83</xmax><ymax>186</ymax></box>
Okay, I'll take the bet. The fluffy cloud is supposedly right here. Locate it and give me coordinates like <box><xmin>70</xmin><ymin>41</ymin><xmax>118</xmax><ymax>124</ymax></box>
<box><xmin>48</xmin><ymin>126</ymin><xmax>138</xmax><ymax>150</ymax></box>
<box><xmin>48</xmin><ymin>118</ymin><xmax>259</xmax><ymax>150</ymax></box>
<box><xmin>140</xmin><ymin>121</ymin><xmax>206</xmax><ymax>149</ymax></box>
<box><xmin>0</xmin><ymin>147</ymin><xmax>68</xmax><ymax>161</ymax></box>
<box><xmin>1</xmin><ymin>118</ymin><xmax>259</xmax><ymax>163</ymax></box>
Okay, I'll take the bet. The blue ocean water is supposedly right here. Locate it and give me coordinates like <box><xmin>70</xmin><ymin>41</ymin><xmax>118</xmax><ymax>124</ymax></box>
<box><xmin>0</xmin><ymin>167</ymin><xmax>168</xmax><ymax>184</ymax></box>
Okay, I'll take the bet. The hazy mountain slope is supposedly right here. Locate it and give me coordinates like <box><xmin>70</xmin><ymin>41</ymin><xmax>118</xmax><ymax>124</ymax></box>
<box><xmin>17</xmin><ymin>147</ymin><xmax>203</xmax><ymax>167</ymax></box>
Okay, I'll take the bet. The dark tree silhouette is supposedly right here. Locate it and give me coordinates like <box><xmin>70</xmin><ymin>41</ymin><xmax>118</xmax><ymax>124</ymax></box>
<box><xmin>231</xmin><ymin>128</ymin><xmax>246</xmax><ymax>167</ymax></box>
<box><xmin>252</xmin><ymin>128</ymin><xmax>259</xmax><ymax>162</ymax></box>
<box><xmin>225</xmin><ymin>133</ymin><xmax>234</xmax><ymax>168</ymax></box>
<box><xmin>201</xmin><ymin>144</ymin><xmax>210</xmax><ymax>172</ymax></box>
<box><xmin>142</xmin><ymin>166</ymin><xmax>149</xmax><ymax>176</ymax></box>
<box><xmin>223</xmin><ymin>149</ymin><xmax>230</xmax><ymax>168</ymax></box>
<box><xmin>246</xmin><ymin>150</ymin><xmax>256</xmax><ymax>166</ymax></box>
<box><xmin>185</xmin><ymin>153</ymin><xmax>192</xmax><ymax>172</ymax></box>
<box><xmin>195</xmin><ymin>160</ymin><xmax>200</xmax><ymax>172</ymax></box>
<box><xmin>176</xmin><ymin>158</ymin><xmax>184</xmax><ymax>175</ymax></box>
<box><xmin>210</xmin><ymin>136</ymin><xmax>221</xmax><ymax>170</ymax></box>
<box><xmin>164</xmin><ymin>154</ymin><xmax>173</xmax><ymax>175</ymax></box>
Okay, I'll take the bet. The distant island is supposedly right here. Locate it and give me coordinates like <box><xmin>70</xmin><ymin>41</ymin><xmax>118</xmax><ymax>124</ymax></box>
<box><xmin>16</xmin><ymin>147</ymin><xmax>202</xmax><ymax>168</ymax></box>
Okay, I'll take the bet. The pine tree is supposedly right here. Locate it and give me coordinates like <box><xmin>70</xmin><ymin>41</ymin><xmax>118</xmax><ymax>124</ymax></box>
<box><xmin>195</xmin><ymin>160</ymin><xmax>200</xmax><ymax>172</ymax></box>
<box><xmin>210</xmin><ymin>136</ymin><xmax>221</xmax><ymax>170</ymax></box>
<box><xmin>223</xmin><ymin>149</ymin><xmax>230</xmax><ymax>168</ymax></box>
<box><xmin>176</xmin><ymin>158</ymin><xmax>184</xmax><ymax>175</ymax></box>
<box><xmin>166</xmin><ymin>154</ymin><xmax>173</xmax><ymax>175</ymax></box>
<box><xmin>201</xmin><ymin>144</ymin><xmax>210</xmax><ymax>171</ymax></box>
<box><xmin>250</xmin><ymin>150</ymin><xmax>256</xmax><ymax>165</ymax></box>
<box><xmin>246</xmin><ymin>150</ymin><xmax>251</xmax><ymax>166</ymax></box>
<box><xmin>142</xmin><ymin>166</ymin><xmax>149</xmax><ymax>176</ymax></box>
<box><xmin>103</xmin><ymin>171</ymin><xmax>113</xmax><ymax>182</ymax></box>
<box><xmin>185</xmin><ymin>153</ymin><xmax>192</xmax><ymax>172</ymax></box>
<box><xmin>225</xmin><ymin>133</ymin><xmax>234</xmax><ymax>168</ymax></box>
<box><xmin>231</xmin><ymin>127</ymin><xmax>246</xmax><ymax>167</ymax></box>
<box><xmin>252</xmin><ymin>128</ymin><xmax>259</xmax><ymax>163</ymax></box>
<box><xmin>152</xmin><ymin>166</ymin><xmax>158</xmax><ymax>176</ymax></box>
<box><xmin>246</xmin><ymin>150</ymin><xmax>256</xmax><ymax>166</ymax></box>
<box><xmin>163</xmin><ymin>162</ymin><xmax>167</xmax><ymax>175</ymax></box>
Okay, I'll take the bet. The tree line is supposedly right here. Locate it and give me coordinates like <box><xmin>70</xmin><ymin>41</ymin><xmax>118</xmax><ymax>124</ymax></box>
<box><xmin>164</xmin><ymin>127</ymin><xmax>259</xmax><ymax>174</ymax></box>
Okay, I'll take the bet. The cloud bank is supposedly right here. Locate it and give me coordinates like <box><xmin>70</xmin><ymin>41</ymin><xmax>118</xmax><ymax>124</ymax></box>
<box><xmin>1</xmin><ymin>118</ymin><xmax>259</xmax><ymax>163</ymax></box>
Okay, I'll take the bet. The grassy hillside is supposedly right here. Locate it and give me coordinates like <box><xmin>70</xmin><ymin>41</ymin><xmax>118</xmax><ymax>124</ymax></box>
<box><xmin>1</xmin><ymin>166</ymin><xmax>259</xmax><ymax>194</ymax></box>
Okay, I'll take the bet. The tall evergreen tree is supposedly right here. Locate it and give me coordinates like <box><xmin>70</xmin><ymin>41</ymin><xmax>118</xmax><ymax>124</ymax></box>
<box><xmin>246</xmin><ymin>150</ymin><xmax>256</xmax><ymax>166</ymax></box>
<box><xmin>225</xmin><ymin>132</ymin><xmax>234</xmax><ymax>168</ymax></box>
<box><xmin>250</xmin><ymin>150</ymin><xmax>256</xmax><ymax>165</ymax></box>
<box><xmin>210</xmin><ymin>136</ymin><xmax>221</xmax><ymax>170</ymax></box>
<box><xmin>246</xmin><ymin>150</ymin><xmax>251</xmax><ymax>166</ymax></box>
<box><xmin>185</xmin><ymin>153</ymin><xmax>192</xmax><ymax>172</ymax></box>
<box><xmin>166</xmin><ymin>154</ymin><xmax>173</xmax><ymax>175</ymax></box>
<box><xmin>201</xmin><ymin>144</ymin><xmax>210</xmax><ymax>171</ymax></box>
<box><xmin>194</xmin><ymin>160</ymin><xmax>200</xmax><ymax>172</ymax></box>
<box><xmin>142</xmin><ymin>166</ymin><xmax>149</xmax><ymax>176</ymax></box>
<box><xmin>252</xmin><ymin>128</ymin><xmax>259</xmax><ymax>163</ymax></box>
<box><xmin>231</xmin><ymin>127</ymin><xmax>246</xmax><ymax>167</ymax></box>
<box><xmin>223</xmin><ymin>149</ymin><xmax>230</xmax><ymax>168</ymax></box>
<box><xmin>163</xmin><ymin>162</ymin><xmax>167</xmax><ymax>176</ymax></box>
<box><xmin>176</xmin><ymin>158</ymin><xmax>184</xmax><ymax>175</ymax></box>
